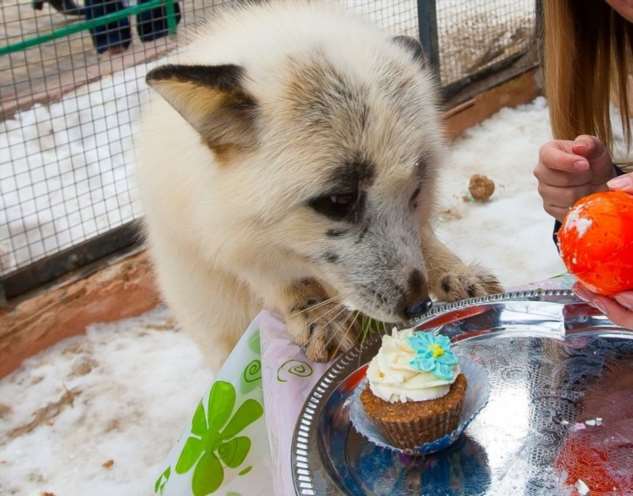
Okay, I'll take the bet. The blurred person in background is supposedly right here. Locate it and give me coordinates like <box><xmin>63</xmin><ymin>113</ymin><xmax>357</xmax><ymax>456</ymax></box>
<box><xmin>32</xmin><ymin>0</ymin><xmax>84</xmax><ymax>16</ymax></box>
<box><xmin>83</xmin><ymin>0</ymin><xmax>182</xmax><ymax>55</ymax></box>
<box><xmin>33</xmin><ymin>0</ymin><xmax>182</xmax><ymax>55</ymax></box>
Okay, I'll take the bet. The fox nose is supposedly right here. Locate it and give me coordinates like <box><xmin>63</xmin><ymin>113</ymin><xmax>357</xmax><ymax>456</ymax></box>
<box><xmin>404</xmin><ymin>298</ymin><xmax>433</xmax><ymax>319</ymax></box>
<box><xmin>398</xmin><ymin>269</ymin><xmax>432</xmax><ymax>320</ymax></box>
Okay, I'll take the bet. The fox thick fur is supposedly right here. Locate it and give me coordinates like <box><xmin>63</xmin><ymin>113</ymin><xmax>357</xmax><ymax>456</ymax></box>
<box><xmin>136</xmin><ymin>1</ymin><xmax>502</xmax><ymax>370</ymax></box>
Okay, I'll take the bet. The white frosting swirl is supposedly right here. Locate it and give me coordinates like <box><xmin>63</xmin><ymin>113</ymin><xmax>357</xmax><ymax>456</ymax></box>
<box><xmin>366</xmin><ymin>328</ymin><xmax>459</xmax><ymax>403</ymax></box>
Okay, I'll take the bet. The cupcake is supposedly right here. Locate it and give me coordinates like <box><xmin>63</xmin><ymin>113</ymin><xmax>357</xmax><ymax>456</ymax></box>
<box><xmin>361</xmin><ymin>328</ymin><xmax>466</xmax><ymax>450</ymax></box>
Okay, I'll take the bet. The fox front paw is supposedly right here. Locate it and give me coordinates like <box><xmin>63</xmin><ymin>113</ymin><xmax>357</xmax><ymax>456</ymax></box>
<box><xmin>434</xmin><ymin>265</ymin><xmax>503</xmax><ymax>302</ymax></box>
<box><xmin>284</xmin><ymin>279</ymin><xmax>360</xmax><ymax>362</ymax></box>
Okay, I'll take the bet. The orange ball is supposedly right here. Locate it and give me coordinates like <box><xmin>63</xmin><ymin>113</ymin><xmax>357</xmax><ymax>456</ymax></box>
<box><xmin>558</xmin><ymin>191</ymin><xmax>633</xmax><ymax>296</ymax></box>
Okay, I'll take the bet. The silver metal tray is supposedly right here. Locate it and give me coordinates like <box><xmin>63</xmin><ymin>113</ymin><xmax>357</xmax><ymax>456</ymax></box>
<box><xmin>292</xmin><ymin>290</ymin><xmax>633</xmax><ymax>495</ymax></box>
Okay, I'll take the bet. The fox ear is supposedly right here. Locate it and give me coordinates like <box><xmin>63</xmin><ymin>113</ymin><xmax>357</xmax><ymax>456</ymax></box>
<box><xmin>146</xmin><ymin>64</ymin><xmax>257</xmax><ymax>160</ymax></box>
<box><xmin>392</xmin><ymin>36</ymin><xmax>425</xmax><ymax>65</ymax></box>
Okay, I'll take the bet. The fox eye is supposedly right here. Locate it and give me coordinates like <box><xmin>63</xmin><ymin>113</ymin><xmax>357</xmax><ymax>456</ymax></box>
<box><xmin>309</xmin><ymin>191</ymin><xmax>358</xmax><ymax>220</ymax></box>
<box><xmin>410</xmin><ymin>186</ymin><xmax>421</xmax><ymax>209</ymax></box>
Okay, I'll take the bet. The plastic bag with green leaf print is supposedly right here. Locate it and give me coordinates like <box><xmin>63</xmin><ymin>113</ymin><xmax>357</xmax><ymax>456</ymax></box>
<box><xmin>154</xmin><ymin>315</ymin><xmax>273</xmax><ymax>496</ymax></box>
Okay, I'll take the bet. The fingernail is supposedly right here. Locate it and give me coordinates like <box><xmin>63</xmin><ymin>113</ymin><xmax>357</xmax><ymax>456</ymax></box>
<box><xmin>574</xmin><ymin>285</ymin><xmax>593</xmax><ymax>302</ymax></box>
<box><xmin>574</xmin><ymin>160</ymin><xmax>589</xmax><ymax>171</ymax></box>
<box><xmin>615</xmin><ymin>292</ymin><xmax>633</xmax><ymax>310</ymax></box>
<box><xmin>593</xmin><ymin>300</ymin><xmax>608</xmax><ymax>315</ymax></box>
<box><xmin>573</xmin><ymin>142</ymin><xmax>588</xmax><ymax>154</ymax></box>
<box><xmin>607</xmin><ymin>175</ymin><xmax>633</xmax><ymax>190</ymax></box>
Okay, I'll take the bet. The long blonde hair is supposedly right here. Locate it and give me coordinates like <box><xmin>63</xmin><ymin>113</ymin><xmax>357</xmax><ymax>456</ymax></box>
<box><xmin>544</xmin><ymin>1</ymin><xmax>633</xmax><ymax>148</ymax></box>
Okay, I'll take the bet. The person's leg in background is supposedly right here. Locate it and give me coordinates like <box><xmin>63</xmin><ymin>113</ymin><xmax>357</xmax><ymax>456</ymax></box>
<box><xmin>84</xmin><ymin>0</ymin><xmax>132</xmax><ymax>55</ymax></box>
<box><xmin>136</xmin><ymin>0</ymin><xmax>181</xmax><ymax>43</ymax></box>
<box><xmin>32</xmin><ymin>0</ymin><xmax>85</xmax><ymax>16</ymax></box>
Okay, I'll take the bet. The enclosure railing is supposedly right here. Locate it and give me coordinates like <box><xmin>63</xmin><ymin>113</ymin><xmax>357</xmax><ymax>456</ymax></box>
<box><xmin>0</xmin><ymin>0</ymin><xmax>539</xmax><ymax>302</ymax></box>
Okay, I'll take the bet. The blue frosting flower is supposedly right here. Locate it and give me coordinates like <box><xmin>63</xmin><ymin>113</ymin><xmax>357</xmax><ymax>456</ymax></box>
<box><xmin>406</xmin><ymin>332</ymin><xmax>458</xmax><ymax>381</ymax></box>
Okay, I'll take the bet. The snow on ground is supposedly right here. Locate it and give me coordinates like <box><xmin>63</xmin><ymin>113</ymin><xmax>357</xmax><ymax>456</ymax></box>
<box><xmin>0</xmin><ymin>307</ymin><xmax>212</xmax><ymax>496</ymax></box>
<box><xmin>0</xmin><ymin>61</ymin><xmax>155</xmax><ymax>275</ymax></box>
<box><xmin>436</xmin><ymin>96</ymin><xmax>565</xmax><ymax>288</ymax></box>
<box><xmin>0</xmin><ymin>97</ymin><xmax>566</xmax><ymax>495</ymax></box>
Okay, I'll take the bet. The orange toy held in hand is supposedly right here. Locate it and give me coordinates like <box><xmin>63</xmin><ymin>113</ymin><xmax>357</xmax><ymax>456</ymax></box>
<box><xmin>558</xmin><ymin>191</ymin><xmax>633</xmax><ymax>296</ymax></box>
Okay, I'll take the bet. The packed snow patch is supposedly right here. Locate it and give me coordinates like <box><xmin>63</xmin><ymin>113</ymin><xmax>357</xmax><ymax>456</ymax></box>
<box><xmin>0</xmin><ymin>61</ymin><xmax>157</xmax><ymax>275</ymax></box>
<box><xmin>0</xmin><ymin>307</ymin><xmax>212</xmax><ymax>496</ymax></box>
<box><xmin>435</xmin><ymin>97</ymin><xmax>565</xmax><ymax>288</ymax></box>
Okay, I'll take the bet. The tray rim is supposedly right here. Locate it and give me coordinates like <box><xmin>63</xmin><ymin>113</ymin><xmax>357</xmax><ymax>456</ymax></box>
<box><xmin>290</xmin><ymin>288</ymin><xmax>602</xmax><ymax>496</ymax></box>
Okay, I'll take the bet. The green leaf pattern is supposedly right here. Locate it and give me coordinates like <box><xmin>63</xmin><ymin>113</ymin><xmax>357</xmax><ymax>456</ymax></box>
<box><xmin>154</xmin><ymin>466</ymin><xmax>171</xmax><ymax>495</ymax></box>
<box><xmin>240</xmin><ymin>359</ymin><xmax>261</xmax><ymax>394</ymax></box>
<box><xmin>218</xmin><ymin>437</ymin><xmax>251</xmax><ymax>468</ymax></box>
<box><xmin>247</xmin><ymin>331</ymin><xmax>261</xmax><ymax>353</ymax></box>
<box><xmin>174</xmin><ymin>380</ymin><xmax>263</xmax><ymax>496</ymax></box>
<box><xmin>276</xmin><ymin>359</ymin><xmax>313</xmax><ymax>383</ymax></box>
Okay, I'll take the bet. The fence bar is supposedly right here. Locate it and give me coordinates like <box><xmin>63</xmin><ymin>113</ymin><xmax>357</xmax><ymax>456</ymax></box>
<box><xmin>165</xmin><ymin>0</ymin><xmax>178</xmax><ymax>35</ymax></box>
<box><xmin>1</xmin><ymin>222</ymin><xmax>142</xmax><ymax>300</ymax></box>
<box><xmin>417</xmin><ymin>0</ymin><xmax>440</xmax><ymax>81</ymax></box>
<box><xmin>535</xmin><ymin>0</ymin><xmax>544</xmax><ymax>64</ymax></box>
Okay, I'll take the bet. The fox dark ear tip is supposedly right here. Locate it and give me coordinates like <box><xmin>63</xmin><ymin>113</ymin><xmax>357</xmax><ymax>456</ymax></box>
<box><xmin>392</xmin><ymin>35</ymin><xmax>425</xmax><ymax>63</ymax></box>
<box><xmin>145</xmin><ymin>68</ymin><xmax>161</xmax><ymax>86</ymax></box>
<box><xmin>146</xmin><ymin>65</ymin><xmax>169</xmax><ymax>84</ymax></box>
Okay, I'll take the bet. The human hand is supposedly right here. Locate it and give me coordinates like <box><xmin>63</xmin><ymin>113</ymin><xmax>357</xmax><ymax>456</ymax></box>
<box><xmin>567</xmin><ymin>177</ymin><xmax>633</xmax><ymax>329</ymax></box>
<box><xmin>534</xmin><ymin>135</ymin><xmax>616</xmax><ymax>221</ymax></box>
<box><xmin>574</xmin><ymin>284</ymin><xmax>633</xmax><ymax>329</ymax></box>
<box><xmin>607</xmin><ymin>170</ymin><xmax>633</xmax><ymax>192</ymax></box>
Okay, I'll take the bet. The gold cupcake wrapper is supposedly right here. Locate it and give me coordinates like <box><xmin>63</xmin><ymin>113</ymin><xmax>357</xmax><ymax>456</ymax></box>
<box><xmin>373</xmin><ymin>398</ymin><xmax>464</xmax><ymax>450</ymax></box>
